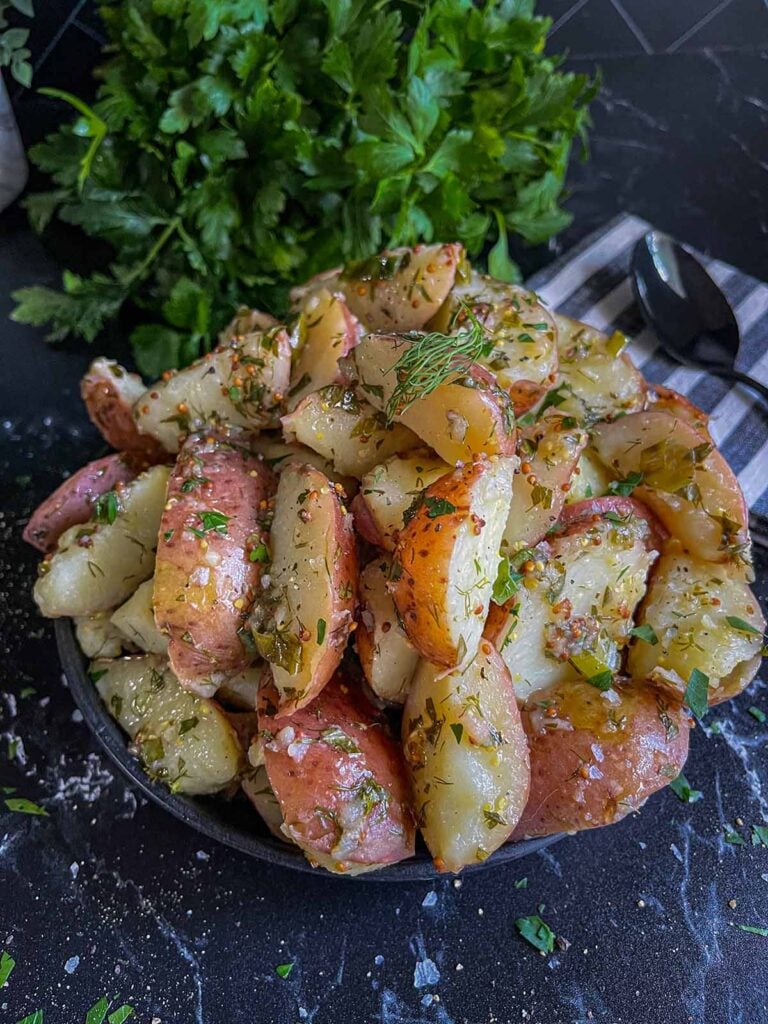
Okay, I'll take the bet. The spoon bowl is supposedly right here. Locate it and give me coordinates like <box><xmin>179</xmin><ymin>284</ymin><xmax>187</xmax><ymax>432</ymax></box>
<box><xmin>631</xmin><ymin>230</ymin><xmax>768</xmax><ymax>405</ymax></box>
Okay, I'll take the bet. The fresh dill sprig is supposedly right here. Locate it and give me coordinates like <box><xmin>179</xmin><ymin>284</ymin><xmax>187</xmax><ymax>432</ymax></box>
<box><xmin>385</xmin><ymin>305</ymin><xmax>493</xmax><ymax>422</ymax></box>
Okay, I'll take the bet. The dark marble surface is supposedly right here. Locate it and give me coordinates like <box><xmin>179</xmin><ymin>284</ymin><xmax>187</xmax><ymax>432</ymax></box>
<box><xmin>1</xmin><ymin>3</ymin><xmax>768</xmax><ymax>1022</ymax></box>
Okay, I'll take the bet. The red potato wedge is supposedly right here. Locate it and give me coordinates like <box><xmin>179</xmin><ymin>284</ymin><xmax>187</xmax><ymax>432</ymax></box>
<box><xmin>627</xmin><ymin>541</ymin><xmax>765</xmax><ymax>705</ymax></box>
<box><xmin>502</xmin><ymin>415</ymin><xmax>588</xmax><ymax>552</ymax></box>
<box><xmin>651</xmin><ymin>385</ymin><xmax>712</xmax><ymax>441</ymax></box>
<box><xmin>354</xmin><ymin>333</ymin><xmax>517</xmax><ymax>465</ymax></box>
<box><xmin>80</xmin><ymin>358</ymin><xmax>168</xmax><ymax>462</ymax></box>
<box><xmin>402</xmin><ymin>641</ymin><xmax>530</xmax><ymax>872</ymax></box>
<box><xmin>134</xmin><ymin>327</ymin><xmax>292</xmax><ymax>453</ymax></box>
<box><xmin>281</xmin><ymin>386</ymin><xmax>420</xmax><ymax>478</ymax></box>
<box><xmin>352</xmin><ymin>449</ymin><xmax>451</xmax><ymax>551</ymax></box>
<box><xmin>391</xmin><ymin>455</ymin><xmax>515</xmax><ymax>669</ymax></box>
<box><xmin>564</xmin><ymin>446</ymin><xmax>613</xmax><ymax>505</ymax></box>
<box><xmin>430</xmin><ymin>273</ymin><xmax>559</xmax><ymax>416</ymax></box>
<box><xmin>590</xmin><ymin>409</ymin><xmax>751</xmax><ymax>572</ymax></box>
<box><xmin>251</xmin><ymin>462</ymin><xmax>357</xmax><ymax>714</ymax></box>
<box><xmin>94</xmin><ymin>654</ymin><xmax>243</xmax><ymax>795</ymax></box>
<box><xmin>553</xmin><ymin>314</ymin><xmax>647</xmax><ymax>425</ymax></box>
<box><xmin>486</xmin><ymin>499</ymin><xmax>662</xmax><ymax>701</ymax></box>
<box><xmin>357</xmin><ymin>557</ymin><xmax>420</xmax><ymax>705</ymax></box>
<box><xmin>23</xmin><ymin>452</ymin><xmax>137</xmax><ymax>553</ymax></box>
<box><xmin>260</xmin><ymin>674</ymin><xmax>415</xmax><ymax>873</ymax></box>
<box><xmin>153</xmin><ymin>433</ymin><xmax>275</xmax><ymax>695</ymax></box>
<box><xmin>291</xmin><ymin>243</ymin><xmax>465</xmax><ymax>333</ymax></box>
<box><xmin>511</xmin><ymin>680</ymin><xmax>691</xmax><ymax>839</ymax></box>
<box><xmin>33</xmin><ymin>465</ymin><xmax>170</xmax><ymax>618</ymax></box>
<box><xmin>286</xmin><ymin>289</ymin><xmax>361</xmax><ymax>411</ymax></box>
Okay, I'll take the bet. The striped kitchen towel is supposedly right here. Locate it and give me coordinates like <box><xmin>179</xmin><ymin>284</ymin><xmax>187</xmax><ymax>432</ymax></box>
<box><xmin>526</xmin><ymin>212</ymin><xmax>768</xmax><ymax>519</ymax></box>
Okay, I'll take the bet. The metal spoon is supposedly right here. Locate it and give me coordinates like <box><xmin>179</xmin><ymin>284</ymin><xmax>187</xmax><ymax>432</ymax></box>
<box><xmin>631</xmin><ymin>230</ymin><xmax>768</xmax><ymax>406</ymax></box>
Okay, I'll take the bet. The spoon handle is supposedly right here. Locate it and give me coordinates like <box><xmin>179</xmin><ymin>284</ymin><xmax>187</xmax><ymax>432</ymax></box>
<box><xmin>712</xmin><ymin>367</ymin><xmax>768</xmax><ymax>408</ymax></box>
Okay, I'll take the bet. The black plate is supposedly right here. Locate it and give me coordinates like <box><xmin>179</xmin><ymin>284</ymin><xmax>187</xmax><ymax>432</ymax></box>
<box><xmin>56</xmin><ymin>619</ymin><xmax>562</xmax><ymax>880</ymax></box>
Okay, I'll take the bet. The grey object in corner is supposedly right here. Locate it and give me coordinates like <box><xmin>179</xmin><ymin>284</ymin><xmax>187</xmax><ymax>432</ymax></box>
<box><xmin>0</xmin><ymin>73</ymin><xmax>28</xmax><ymax>213</ymax></box>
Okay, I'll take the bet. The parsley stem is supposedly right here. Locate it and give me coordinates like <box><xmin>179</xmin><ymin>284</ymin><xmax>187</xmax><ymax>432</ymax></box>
<box><xmin>124</xmin><ymin>218</ymin><xmax>181</xmax><ymax>289</ymax></box>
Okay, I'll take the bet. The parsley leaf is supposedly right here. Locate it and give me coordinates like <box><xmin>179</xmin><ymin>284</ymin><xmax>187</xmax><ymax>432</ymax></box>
<box><xmin>668</xmin><ymin>773</ymin><xmax>703</xmax><ymax>804</ymax></box>
<box><xmin>629</xmin><ymin>624</ymin><xmax>658</xmax><ymax>645</ymax></box>
<box><xmin>424</xmin><ymin>496</ymin><xmax>456</xmax><ymax>519</ymax></box>
<box><xmin>515</xmin><ymin>914</ymin><xmax>555</xmax><ymax>954</ymax></box>
<box><xmin>275</xmin><ymin>962</ymin><xmax>294</xmax><ymax>979</ymax></box>
<box><xmin>608</xmin><ymin>471</ymin><xmax>644</xmax><ymax>497</ymax></box>
<box><xmin>13</xmin><ymin>2</ymin><xmax>596</xmax><ymax>371</ymax></box>
<box><xmin>683</xmin><ymin>668</ymin><xmax>709</xmax><ymax>720</ymax></box>
<box><xmin>0</xmin><ymin>950</ymin><xmax>15</xmax><ymax>988</ymax></box>
<box><xmin>493</xmin><ymin>556</ymin><xmax>523</xmax><ymax>605</ymax></box>
<box><xmin>4</xmin><ymin>797</ymin><xmax>48</xmax><ymax>816</ymax></box>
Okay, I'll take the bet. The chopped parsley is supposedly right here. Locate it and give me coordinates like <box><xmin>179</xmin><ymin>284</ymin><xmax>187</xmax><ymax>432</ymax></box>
<box><xmin>725</xmin><ymin>616</ymin><xmax>762</xmax><ymax>636</ymax></box>
<box><xmin>0</xmin><ymin>950</ymin><xmax>15</xmax><ymax>988</ymax></box>
<box><xmin>514</xmin><ymin>877</ymin><xmax>528</xmax><ymax>890</ymax></box>
<box><xmin>424</xmin><ymin>496</ymin><xmax>457</xmax><ymax>519</ymax></box>
<box><xmin>748</xmin><ymin>706</ymin><xmax>766</xmax><ymax>724</ymax></box>
<box><xmin>492</xmin><ymin>556</ymin><xmax>523</xmax><ymax>604</ymax></box>
<box><xmin>249</xmin><ymin>543</ymin><xmax>269</xmax><ymax>563</ymax></box>
<box><xmin>683</xmin><ymin>668</ymin><xmax>709</xmax><ymax>719</ymax></box>
<box><xmin>668</xmin><ymin>773</ymin><xmax>703</xmax><ymax>804</ymax></box>
<box><xmin>187</xmin><ymin>509</ymin><xmax>231</xmax><ymax>538</ymax></box>
<box><xmin>752</xmin><ymin>825</ymin><xmax>768</xmax><ymax>847</ymax></box>
<box><xmin>450</xmin><ymin>723</ymin><xmax>464</xmax><ymax>745</ymax></box>
<box><xmin>736</xmin><ymin>924</ymin><xmax>768</xmax><ymax>937</ymax></box>
<box><xmin>107</xmin><ymin>1007</ymin><xmax>135</xmax><ymax>1024</ymax></box>
<box><xmin>607</xmin><ymin>471</ymin><xmax>643</xmax><ymax>497</ymax></box>
<box><xmin>515</xmin><ymin>914</ymin><xmax>555</xmax><ymax>954</ymax></box>
<box><xmin>629</xmin><ymin>624</ymin><xmax>658</xmax><ymax>645</ymax></box>
<box><xmin>275</xmin><ymin>963</ymin><xmax>294</xmax><ymax>979</ymax></box>
<box><xmin>178</xmin><ymin>717</ymin><xmax>199</xmax><ymax>736</ymax></box>
<box><xmin>4</xmin><ymin>797</ymin><xmax>48</xmax><ymax>816</ymax></box>
<box><xmin>316</xmin><ymin>618</ymin><xmax>327</xmax><ymax>645</ymax></box>
<box><xmin>724</xmin><ymin>829</ymin><xmax>745</xmax><ymax>846</ymax></box>
<box><xmin>92</xmin><ymin>490</ymin><xmax>120</xmax><ymax>525</ymax></box>
<box><xmin>16</xmin><ymin>1012</ymin><xmax>43</xmax><ymax>1024</ymax></box>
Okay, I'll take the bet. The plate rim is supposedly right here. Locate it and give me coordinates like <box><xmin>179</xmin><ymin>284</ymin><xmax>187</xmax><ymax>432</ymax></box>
<box><xmin>56</xmin><ymin>619</ymin><xmax>563</xmax><ymax>881</ymax></box>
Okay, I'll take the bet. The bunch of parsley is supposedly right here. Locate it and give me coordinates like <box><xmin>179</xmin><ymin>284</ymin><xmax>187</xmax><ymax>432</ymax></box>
<box><xmin>12</xmin><ymin>0</ymin><xmax>597</xmax><ymax>376</ymax></box>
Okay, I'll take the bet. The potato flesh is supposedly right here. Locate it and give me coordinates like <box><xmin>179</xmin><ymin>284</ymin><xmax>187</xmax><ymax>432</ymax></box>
<box><xmin>553</xmin><ymin>314</ymin><xmax>645</xmax><ymax>425</ymax></box>
<box><xmin>134</xmin><ymin>328</ymin><xmax>291</xmax><ymax>452</ymax></box>
<box><xmin>257</xmin><ymin>463</ymin><xmax>356</xmax><ymax>711</ymax></box>
<box><xmin>242</xmin><ymin>765</ymin><xmax>285</xmax><ymax>840</ymax></box>
<box><xmin>591</xmin><ymin>410</ymin><xmax>751</xmax><ymax>571</ymax></box>
<box><xmin>94</xmin><ymin>654</ymin><xmax>242</xmax><ymax>795</ymax></box>
<box><xmin>358</xmin><ymin>558</ymin><xmax>420</xmax><ymax>705</ymax></box>
<box><xmin>75</xmin><ymin>612</ymin><xmax>126</xmax><ymax>659</ymax></box>
<box><xmin>111</xmin><ymin>579</ymin><xmax>167</xmax><ymax>655</ymax></box>
<box><xmin>287</xmin><ymin>290</ymin><xmax>359</xmax><ymax>410</ymax></box>
<box><xmin>565</xmin><ymin>448</ymin><xmax>612</xmax><ymax>504</ymax></box>
<box><xmin>491</xmin><ymin>518</ymin><xmax>657</xmax><ymax>701</ymax></box>
<box><xmin>627</xmin><ymin>545</ymin><xmax>764</xmax><ymax>701</ymax></box>
<box><xmin>503</xmin><ymin>417</ymin><xmax>587</xmax><ymax>550</ymax></box>
<box><xmin>357</xmin><ymin>450</ymin><xmax>450</xmax><ymax>551</ymax></box>
<box><xmin>281</xmin><ymin>387</ymin><xmax>420</xmax><ymax>478</ymax></box>
<box><xmin>403</xmin><ymin>644</ymin><xmax>530</xmax><ymax>872</ymax></box>
<box><xmin>354</xmin><ymin>333</ymin><xmax>516</xmax><ymax>465</ymax></box>
<box><xmin>34</xmin><ymin>465</ymin><xmax>170</xmax><ymax>618</ymax></box>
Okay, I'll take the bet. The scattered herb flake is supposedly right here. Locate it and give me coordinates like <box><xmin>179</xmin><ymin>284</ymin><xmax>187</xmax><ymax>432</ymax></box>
<box><xmin>514</xmin><ymin>877</ymin><xmax>528</xmax><ymax>890</ymax></box>
<box><xmin>107</xmin><ymin>1007</ymin><xmax>135</xmax><ymax>1024</ymax></box>
<box><xmin>85</xmin><ymin>997</ymin><xmax>110</xmax><ymax>1024</ymax></box>
<box><xmin>178</xmin><ymin>717</ymin><xmax>199</xmax><ymax>736</ymax></box>
<box><xmin>4</xmin><ymin>798</ymin><xmax>48</xmax><ymax>816</ymax></box>
<box><xmin>607</xmin><ymin>471</ymin><xmax>643</xmax><ymax>497</ymax></box>
<box><xmin>450</xmin><ymin>723</ymin><xmax>464</xmax><ymax>745</ymax></box>
<box><xmin>0</xmin><ymin>950</ymin><xmax>15</xmax><ymax>988</ymax></box>
<box><xmin>683</xmin><ymin>668</ymin><xmax>709</xmax><ymax>719</ymax></box>
<box><xmin>424</xmin><ymin>496</ymin><xmax>457</xmax><ymax>519</ymax></box>
<box><xmin>317</xmin><ymin>618</ymin><xmax>326</xmax><ymax>645</ymax></box>
<box><xmin>629</xmin><ymin>624</ymin><xmax>658</xmax><ymax>645</ymax></box>
<box><xmin>515</xmin><ymin>914</ymin><xmax>555</xmax><ymax>953</ymax></box>
<box><xmin>16</xmin><ymin>1012</ymin><xmax>43</xmax><ymax>1024</ymax></box>
<box><xmin>749</xmin><ymin>706</ymin><xmax>766</xmax><ymax>724</ymax></box>
<box><xmin>275</xmin><ymin>963</ymin><xmax>294</xmax><ymax>979</ymax></box>
<box><xmin>725</xmin><ymin>616</ymin><xmax>762</xmax><ymax>636</ymax></box>
<box><xmin>724</xmin><ymin>829</ymin><xmax>745</xmax><ymax>846</ymax></box>
<box><xmin>249</xmin><ymin>544</ymin><xmax>269</xmax><ymax>563</ymax></box>
<box><xmin>752</xmin><ymin>825</ymin><xmax>768</xmax><ymax>847</ymax></box>
<box><xmin>736</xmin><ymin>924</ymin><xmax>768</xmax><ymax>937</ymax></box>
<box><xmin>668</xmin><ymin>773</ymin><xmax>703</xmax><ymax>804</ymax></box>
<box><xmin>92</xmin><ymin>490</ymin><xmax>120</xmax><ymax>525</ymax></box>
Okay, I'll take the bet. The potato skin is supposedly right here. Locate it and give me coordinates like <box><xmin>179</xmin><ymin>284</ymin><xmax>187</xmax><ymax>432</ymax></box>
<box><xmin>260</xmin><ymin>674</ymin><xmax>415</xmax><ymax>873</ymax></box>
<box><xmin>391</xmin><ymin>455</ymin><xmax>515</xmax><ymax>668</ymax></box>
<box><xmin>154</xmin><ymin>434</ymin><xmax>275</xmax><ymax>692</ymax></box>
<box><xmin>80</xmin><ymin>359</ymin><xmax>168</xmax><ymax>462</ymax></box>
<box><xmin>557</xmin><ymin>495</ymin><xmax>669</xmax><ymax>551</ymax></box>
<box><xmin>23</xmin><ymin>453</ymin><xmax>137</xmax><ymax>553</ymax></box>
<box><xmin>512</xmin><ymin>679</ymin><xmax>691</xmax><ymax>839</ymax></box>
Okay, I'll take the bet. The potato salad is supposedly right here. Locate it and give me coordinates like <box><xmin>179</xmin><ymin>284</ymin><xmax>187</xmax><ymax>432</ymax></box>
<box><xmin>26</xmin><ymin>242</ymin><xmax>765</xmax><ymax>875</ymax></box>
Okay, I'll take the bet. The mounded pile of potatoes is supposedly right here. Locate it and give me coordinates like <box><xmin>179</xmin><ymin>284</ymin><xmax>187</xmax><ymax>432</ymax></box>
<box><xmin>26</xmin><ymin>243</ymin><xmax>764</xmax><ymax>874</ymax></box>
